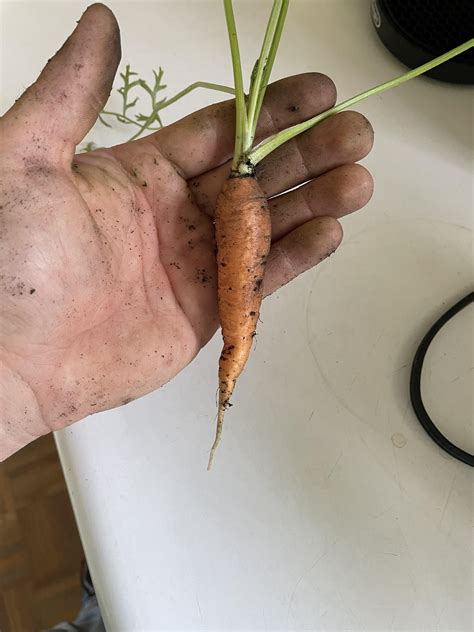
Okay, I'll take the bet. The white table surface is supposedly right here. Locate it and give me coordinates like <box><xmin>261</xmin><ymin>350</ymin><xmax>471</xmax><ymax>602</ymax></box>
<box><xmin>2</xmin><ymin>1</ymin><xmax>473</xmax><ymax>630</ymax></box>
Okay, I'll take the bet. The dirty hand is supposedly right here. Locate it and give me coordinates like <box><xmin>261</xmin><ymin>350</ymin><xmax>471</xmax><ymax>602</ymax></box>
<box><xmin>0</xmin><ymin>3</ymin><xmax>374</xmax><ymax>458</ymax></box>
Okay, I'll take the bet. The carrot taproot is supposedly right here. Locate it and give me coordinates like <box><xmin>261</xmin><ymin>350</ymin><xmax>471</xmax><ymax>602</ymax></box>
<box><xmin>207</xmin><ymin>173</ymin><xmax>271</xmax><ymax>469</ymax></box>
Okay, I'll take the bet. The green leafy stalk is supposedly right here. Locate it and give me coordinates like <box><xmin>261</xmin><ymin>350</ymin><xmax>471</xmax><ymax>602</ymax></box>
<box><xmin>244</xmin><ymin>0</ymin><xmax>288</xmax><ymax>151</ymax></box>
<box><xmin>224</xmin><ymin>0</ymin><xmax>248</xmax><ymax>170</ymax></box>
<box><xmin>248</xmin><ymin>59</ymin><xmax>260</xmax><ymax>102</ymax></box>
<box><xmin>158</xmin><ymin>80</ymin><xmax>235</xmax><ymax>109</ymax></box>
<box><xmin>127</xmin><ymin>80</ymin><xmax>235</xmax><ymax>142</ymax></box>
<box><xmin>100</xmin><ymin>111</ymin><xmax>158</xmax><ymax>130</ymax></box>
<box><xmin>249</xmin><ymin>38</ymin><xmax>474</xmax><ymax>166</ymax></box>
<box><xmin>248</xmin><ymin>0</ymin><xmax>289</xmax><ymax>148</ymax></box>
<box><xmin>94</xmin><ymin>63</ymin><xmax>235</xmax><ymax>147</ymax></box>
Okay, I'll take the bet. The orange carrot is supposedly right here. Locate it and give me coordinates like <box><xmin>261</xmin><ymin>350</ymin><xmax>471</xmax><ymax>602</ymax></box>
<box><xmin>207</xmin><ymin>174</ymin><xmax>271</xmax><ymax>469</ymax></box>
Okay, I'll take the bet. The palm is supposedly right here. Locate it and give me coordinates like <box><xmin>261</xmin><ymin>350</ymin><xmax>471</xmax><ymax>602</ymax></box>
<box><xmin>0</xmin><ymin>4</ymin><xmax>373</xmax><ymax>435</ymax></box>
<box><xmin>61</xmin><ymin>143</ymin><xmax>220</xmax><ymax>403</ymax></box>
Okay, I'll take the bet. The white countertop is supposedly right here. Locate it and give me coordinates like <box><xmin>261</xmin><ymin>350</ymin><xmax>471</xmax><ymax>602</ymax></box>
<box><xmin>2</xmin><ymin>1</ymin><xmax>472</xmax><ymax>630</ymax></box>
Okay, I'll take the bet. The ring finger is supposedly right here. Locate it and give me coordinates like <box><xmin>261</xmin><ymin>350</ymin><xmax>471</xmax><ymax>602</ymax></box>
<box><xmin>269</xmin><ymin>163</ymin><xmax>373</xmax><ymax>241</ymax></box>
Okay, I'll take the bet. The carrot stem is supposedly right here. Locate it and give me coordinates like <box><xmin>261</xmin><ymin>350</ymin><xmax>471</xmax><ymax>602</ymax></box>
<box><xmin>224</xmin><ymin>0</ymin><xmax>248</xmax><ymax>169</ymax></box>
<box><xmin>248</xmin><ymin>38</ymin><xmax>474</xmax><ymax>165</ymax></box>
<box><xmin>244</xmin><ymin>0</ymin><xmax>289</xmax><ymax>151</ymax></box>
<box><xmin>249</xmin><ymin>0</ymin><xmax>289</xmax><ymax>144</ymax></box>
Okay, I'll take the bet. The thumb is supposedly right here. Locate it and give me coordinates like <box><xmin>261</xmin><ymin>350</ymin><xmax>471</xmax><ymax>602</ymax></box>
<box><xmin>2</xmin><ymin>3</ymin><xmax>121</xmax><ymax>159</ymax></box>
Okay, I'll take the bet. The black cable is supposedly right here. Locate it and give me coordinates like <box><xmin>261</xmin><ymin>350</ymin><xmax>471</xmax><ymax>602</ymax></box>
<box><xmin>409</xmin><ymin>291</ymin><xmax>473</xmax><ymax>467</ymax></box>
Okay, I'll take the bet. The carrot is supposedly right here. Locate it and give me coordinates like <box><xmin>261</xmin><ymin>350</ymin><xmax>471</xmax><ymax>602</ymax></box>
<box><xmin>207</xmin><ymin>174</ymin><xmax>271</xmax><ymax>469</ymax></box>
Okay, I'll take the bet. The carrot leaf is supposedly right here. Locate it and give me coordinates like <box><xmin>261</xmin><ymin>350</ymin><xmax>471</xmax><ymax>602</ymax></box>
<box><xmin>82</xmin><ymin>66</ymin><xmax>235</xmax><ymax>151</ymax></box>
<box><xmin>249</xmin><ymin>38</ymin><xmax>474</xmax><ymax>165</ymax></box>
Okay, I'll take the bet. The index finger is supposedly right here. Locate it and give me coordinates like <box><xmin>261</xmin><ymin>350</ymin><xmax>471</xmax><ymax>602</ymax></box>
<box><xmin>138</xmin><ymin>72</ymin><xmax>336</xmax><ymax>179</ymax></box>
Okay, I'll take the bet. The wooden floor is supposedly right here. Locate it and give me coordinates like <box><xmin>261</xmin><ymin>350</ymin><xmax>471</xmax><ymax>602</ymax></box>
<box><xmin>0</xmin><ymin>434</ymin><xmax>85</xmax><ymax>631</ymax></box>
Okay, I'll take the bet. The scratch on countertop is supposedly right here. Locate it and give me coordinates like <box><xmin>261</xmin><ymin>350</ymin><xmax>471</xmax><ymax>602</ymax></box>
<box><xmin>438</xmin><ymin>465</ymin><xmax>458</xmax><ymax>528</ymax></box>
<box><xmin>357</xmin><ymin>429</ymin><xmax>395</xmax><ymax>482</ymax></box>
<box><xmin>195</xmin><ymin>593</ymin><xmax>203</xmax><ymax>624</ymax></box>
<box><xmin>370</xmin><ymin>502</ymin><xmax>397</xmax><ymax>520</ymax></box>
<box><xmin>396</xmin><ymin>524</ymin><xmax>419</xmax><ymax>598</ymax></box>
<box><xmin>305</xmin><ymin>293</ymin><xmax>367</xmax><ymax>427</ymax></box>
<box><xmin>394</xmin><ymin>363</ymin><xmax>408</xmax><ymax>373</ymax></box>
<box><xmin>336</xmin><ymin>587</ymin><xmax>359</xmax><ymax>627</ymax></box>
<box><xmin>348</xmin><ymin>374</ymin><xmax>357</xmax><ymax>393</ymax></box>
<box><xmin>287</xmin><ymin>546</ymin><xmax>332</xmax><ymax>621</ymax></box>
<box><xmin>402</xmin><ymin>398</ymin><xmax>411</xmax><ymax>422</ymax></box>
<box><xmin>372</xmin><ymin>329</ymin><xmax>385</xmax><ymax>349</ymax></box>
<box><xmin>435</xmin><ymin>604</ymin><xmax>446</xmax><ymax>630</ymax></box>
<box><xmin>374</xmin><ymin>394</ymin><xmax>381</xmax><ymax>417</ymax></box>
<box><xmin>389</xmin><ymin>612</ymin><xmax>396</xmax><ymax>630</ymax></box>
<box><xmin>391</xmin><ymin>443</ymin><xmax>404</xmax><ymax>493</ymax></box>
<box><xmin>326</xmin><ymin>451</ymin><xmax>343</xmax><ymax>480</ymax></box>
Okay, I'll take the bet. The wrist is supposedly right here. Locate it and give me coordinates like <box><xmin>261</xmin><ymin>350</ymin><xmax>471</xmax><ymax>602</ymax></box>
<box><xmin>0</xmin><ymin>359</ymin><xmax>49</xmax><ymax>460</ymax></box>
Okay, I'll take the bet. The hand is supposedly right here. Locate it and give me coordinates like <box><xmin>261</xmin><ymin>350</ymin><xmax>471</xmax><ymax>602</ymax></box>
<box><xmin>0</xmin><ymin>3</ymin><xmax>373</xmax><ymax>458</ymax></box>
